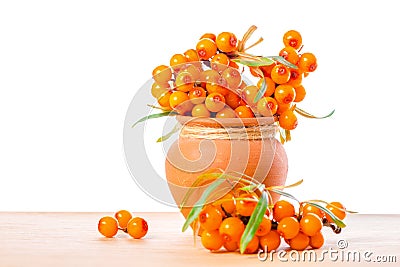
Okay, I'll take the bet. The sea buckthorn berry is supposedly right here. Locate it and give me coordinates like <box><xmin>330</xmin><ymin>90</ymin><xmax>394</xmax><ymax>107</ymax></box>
<box><xmin>279</xmin><ymin>110</ymin><xmax>298</xmax><ymax>130</ymax></box>
<box><xmin>225</xmin><ymin>91</ymin><xmax>242</xmax><ymax>110</ymax></box>
<box><xmin>127</xmin><ymin>217</ymin><xmax>148</xmax><ymax>239</ymax></box>
<box><xmin>309</xmin><ymin>231</ymin><xmax>324</xmax><ymax>249</ymax></box>
<box><xmin>181</xmin><ymin>64</ymin><xmax>201</xmax><ymax>81</ymax></box>
<box><xmin>326</xmin><ymin>202</ymin><xmax>346</xmax><ymax>223</ymax></box>
<box><xmin>189</xmin><ymin>87</ymin><xmax>206</xmax><ymax>104</ymax></box>
<box><xmin>287</xmin><ymin>69</ymin><xmax>303</xmax><ymax>87</ymax></box>
<box><xmin>216</xmin><ymin>32</ymin><xmax>237</xmax><ymax>53</ymax></box>
<box><xmin>276</xmin><ymin>102</ymin><xmax>291</xmax><ymax>115</ymax></box>
<box><xmin>152</xmin><ymin>65</ymin><xmax>172</xmax><ymax>83</ymax></box>
<box><xmin>235</xmin><ymin>105</ymin><xmax>255</xmax><ymax>118</ymax></box>
<box><xmin>196</xmin><ymin>38</ymin><xmax>217</xmax><ymax>60</ymax></box>
<box><xmin>257</xmin><ymin>96</ymin><xmax>277</xmax><ymax>116</ymax></box>
<box><xmin>288</xmin><ymin>232</ymin><xmax>309</xmax><ymax>251</ymax></box>
<box><xmin>170</xmin><ymin>54</ymin><xmax>187</xmax><ymax>71</ymax></box>
<box><xmin>260</xmin><ymin>63</ymin><xmax>276</xmax><ymax>78</ymax></box>
<box><xmin>192</xmin><ymin>104</ymin><xmax>211</xmax><ymax>118</ymax></box>
<box><xmin>277</xmin><ymin>217</ymin><xmax>300</xmax><ymax>239</ymax></box>
<box><xmin>200</xmin><ymin>69</ymin><xmax>219</xmax><ymax>88</ymax></box>
<box><xmin>220</xmin><ymin>192</ymin><xmax>236</xmax><ymax>214</ymax></box>
<box><xmin>271</xmin><ymin>64</ymin><xmax>291</xmax><ymax>84</ymax></box>
<box><xmin>184</xmin><ymin>49</ymin><xmax>200</xmax><ymax>63</ymax></box>
<box><xmin>206</xmin><ymin>76</ymin><xmax>230</xmax><ymax>96</ymax></box>
<box><xmin>98</xmin><ymin>216</ymin><xmax>118</xmax><ymax>238</ymax></box>
<box><xmin>259</xmin><ymin>230</ymin><xmax>281</xmax><ymax>252</ymax></box>
<box><xmin>169</xmin><ymin>91</ymin><xmax>190</xmax><ymax>109</ymax></box>
<box><xmin>256</xmin><ymin>217</ymin><xmax>272</xmax><ymax>236</ymax></box>
<box><xmin>294</xmin><ymin>85</ymin><xmax>306</xmax><ymax>102</ymax></box>
<box><xmin>223</xmin><ymin>240</ymin><xmax>239</xmax><ymax>252</ymax></box>
<box><xmin>199</xmin><ymin>205</ymin><xmax>223</xmax><ymax>231</ymax></box>
<box><xmin>205</xmin><ymin>92</ymin><xmax>225</xmax><ymax>113</ymax></box>
<box><xmin>279</xmin><ymin>46</ymin><xmax>300</xmax><ymax>65</ymax></box>
<box><xmin>200</xmin><ymin>33</ymin><xmax>216</xmax><ymax>42</ymax></box>
<box><xmin>216</xmin><ymin>107</ymin><xmax>237</xmax><ymax>118</ymax></box>
<box><xmin>274</xmin><ymin>84</ymin><xmax>296</xmax><ymax>104</ymax></box>
<box><xmin>228</xmin><ymin>60</ymin><xmax>239</xmax><ymax>69</ymax></box>
<box><xmin>221</xmin><ymin>67</ymin><xmax>241</xmax><ymax>89</ymax></box>
<box><xmin>283</xmin><ymin>30</ymin><xmax>302</xmax><ymax>50</ymax></box>
<box><xmin>151</xmin><ymin>82</ymin><xmax>170</xmax><ymax>99</ymax></box>
<box><xmin>236</xmin><ymin>193</ymin><xmax>257</xmax><ymax>216</ymax></box>
<box><xmin>301</xmin><ymin>203</ymin><xmax>324</xmax><ymax>218</ymax></box>
<box><xmin>175</xmin><ymin>71</ymin><xmax>195</xmax><ymax>92</ymax></box>
<box><xmin>242</xmin><ymin>85</ymin><xmax>259</xmax><ymax>107</ymax></box>
<box><xmin>211</xmin><ymin>53</ymin><xmax>230</xmax><ymax>72</ymax></box>
<box><xmin>201</xmin><ymin>229</ymin><xmax>224</xmax><ymax>251</ymax></box>
<box><xmin>257</xmin><ymin>77</ymin><xmax>276</xmax><ymax>97</ymax></box>
<box><xmin>219</xmin><ymin>217</ymin><xmax>245</xmax><ymax>243</ymax></box>
<box><xmin>157</xmin><ymin>91</ymin><xmax>172</xmax><ymax>110</ymax></box>
<box><xmin>300</xmin><ymin>213</ymin><xmax>323</xmax><ymax>236</ymax></box>
<box><xmin>114</xmin><ymin>210</ymin><xmax>133</xmax><ymax>229</ymax></box>
<box><xmin>243</xmin><ymin>235</ymin><xmax>260</xmax><ymax>254</ymax></box>
<box><xmin>298</xmin><ymin>52</ymin><xmax>318</xmax><ymax>73</ymax></box>
<box><xmin>273</xmin><ymin>200</ymin><xmax>296</xmax><ymax>222</ymax></box>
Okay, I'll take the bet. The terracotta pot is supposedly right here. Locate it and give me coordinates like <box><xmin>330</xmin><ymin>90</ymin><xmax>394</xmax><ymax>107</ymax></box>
<box><xmin>165</xmin><ymin>116</ymin><xmax>288</xmax><ymax>219</ymax></box>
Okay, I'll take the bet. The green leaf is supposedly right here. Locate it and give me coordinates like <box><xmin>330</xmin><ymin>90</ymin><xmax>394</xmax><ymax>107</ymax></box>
<box><xmin>269</xmin><ymin>56</ymin><xmax>298</xmax><ymax>69</ymax></box>
<box><xmin>233</xmin><ymin>57</ymin><xmax>274</xmax><ymax>67</ymax></box>
<box><xmin>269</xmin><ymin>188</ymin><xmax>299</xmax><ymax>203</ymax></box>
<box><xmin>156</xmin><ymin>122</ymin><xmax>181</xmax><ymax>142</ymax></box>
<box><xmin>294</xmin><ymin>107</ymin><xmax>335</xmax><ymax>119</ymax></box>
<box><xmin>304</xmin><ymin>201</ymin><xmax>346</xmax><ymax>228</ymax></box>
<box><xmin>240</xmin><ymin>191</ymin><xmax>268</xmax><ymax>254</ymax></box>
<box><xmin>182</xmin><ymin>178</ymin><xmax>227</xmax><ymax>232</ymax></box>
<box><xmin>254</xmin><ymin>76</ymin><xmax>266</xmax><ymax>103</ymax></box>
<box><xmin>132</xmin><ymin>111</ymin><xmax>177</xmax><ymax>128</ymax></box>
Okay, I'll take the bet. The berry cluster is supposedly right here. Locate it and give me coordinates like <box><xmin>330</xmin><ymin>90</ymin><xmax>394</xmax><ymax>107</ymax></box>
<box><xmin>150</xmin><ymin>27</ymin><xmax>320</xmax><ymax>133</ymax></box>
<box><xmin>197</xmin><ymin>195</ymin><xmax>346</xmax><ymax>254</ymax></box>
<box><xmin>98</xmin><ymin>210</ymin><xmax>148</xmax><ymax>239</ymax></box>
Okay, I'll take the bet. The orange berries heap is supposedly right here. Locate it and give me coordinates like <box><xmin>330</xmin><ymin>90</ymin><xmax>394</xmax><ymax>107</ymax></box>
<box><xmin>193</xmin><ymin>193</ymin><xmax>346</xmax><ymax>254</ymax></box>
<box><xmin>149</xmin><ymin>27</ymin><xmax>325</xmax><ymax>139</ymax></box>
<box><xmin>98</xmin><ymin>210</ymin><xmax>148</xmax><ymax>239</ymax></box>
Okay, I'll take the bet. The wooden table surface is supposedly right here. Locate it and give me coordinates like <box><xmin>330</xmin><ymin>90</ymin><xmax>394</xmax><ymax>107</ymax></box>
<box><xmin>0</xmin><ymin>212</ymin><xmax>399</xmax><ymax>266</ymax></box>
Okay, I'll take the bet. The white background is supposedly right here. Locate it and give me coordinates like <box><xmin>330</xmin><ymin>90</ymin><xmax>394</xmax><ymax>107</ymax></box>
<box><xmin>1</xmin><ymin>0</ymin><xmax>399</xmax><ymax>213</ymax></box>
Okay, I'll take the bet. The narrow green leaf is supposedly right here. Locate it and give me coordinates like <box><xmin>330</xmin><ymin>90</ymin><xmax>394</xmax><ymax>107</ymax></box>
<box><xmin>240</xmin><ymin>191</ymin><xmax>268</xmax><ymax>254</ymax></box>
<box><xmin>182</xmin><ymin>178</ymin><xmax>227</xmax><ymax>232</ymax></box>
<box><xmin>132</xmin><ymin>111</ymin><xmax>177</xmax><ymax>128</ymax></box>
<box><xmin>233</xmin><ymin>58</ymin><xmax>273</xmax><ymax>67</ymax></box>
<box><xmin>269</xmin><ymin>56</ymin><xmax>298</xmax><ymax>69</ymax></box>
<box><xmin>254</xmin><ymin>76</ymin><xmax>266</xmax><ymax>103</ymax></box>
<box><xmin>305</xmin><ymin>201</ymin><xmax>346</xmax><ymax>228</ymax></box>
<box><xmin>156</xmin><ymin>122</ymin><xmax>181</xmax><ymax>142</ymax></box>
<box><xmin>269</xmin><ymin>188</ymin><xmax>299</xmax><ymax>203</ymax></box>
<box><xmin>295</xmin><ymin>107</ymin><xmax>335</xmax><ymax>119</ymax></box>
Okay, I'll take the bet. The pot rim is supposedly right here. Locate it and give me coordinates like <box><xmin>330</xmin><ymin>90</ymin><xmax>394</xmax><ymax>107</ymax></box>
<box><xmin>175</xmin><ymin>115</ymin><xmax>275</xmax><ymax>128</ymax></box>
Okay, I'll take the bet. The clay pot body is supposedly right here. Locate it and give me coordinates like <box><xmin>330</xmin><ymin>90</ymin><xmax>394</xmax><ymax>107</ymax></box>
<box><xmin>165</xmin><ymin>116</ymin><xmax>288</xmax><ymax>218</ymax></box>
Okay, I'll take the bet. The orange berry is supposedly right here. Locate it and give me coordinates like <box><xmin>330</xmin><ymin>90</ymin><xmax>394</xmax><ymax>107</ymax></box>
<box><xmin>257</xmin><ymin>77</ymin><xmax>276</xmax><ymax>97</ymax></box>
<box><xmin>298</xmin><ymin>52</ymin><xmax>318</xmax><ymax>73</ymax></box>
<box><xmin>242</xmin><ymin>85</ymin><xmax>259</xmax><ymax>107</ymax></box>
<box><xmin>211</xmin><ymin>53</ymin><xmax>230</xmax><ymax>72</ymax></box>
<box><xmin>277</xmin><ymin>217</ymin><xmax>300</xmax><ymax>240</ymax></box>
<box><xmin>228</xmin><ymin>60</ymin><xmax>239</xmax><ymax>69</ymax></box>
<box><xmin>225</xmin><ymin>91</ymin><xmax>242</xmax><ymax>110</ymax></box>
<box><xmin>181</xmin><ymin>64</ymin><xmax>201</xmax><ymax>81</ymax></box>
<box><xmin>152</xmin><ymin>65</ymin><xmax>172</xmax><ymax>83</ymax></box>
<box><xmin>259</xmin><ymin>230</ymin><xmax>281</xmax><ymax>252</ymax></box>
<box><xmin>98</xmin><ymin>216</ymin><xmax>118</xmax><ymax>238</ymax></box>
<box><xmin>301</xmin><ymin>203</ymin><xmax>324</xmax><ymax>219</ymax></box>
<box><xmin>289</xmin><ymin>232</ymin><xmax>309</xmax><ymax>250</ymax></box>
<box><xmin>271</xmin><ymin>64</ymin><xmax>291</xmax><ymax>84</ymax></box>
<box><xmin>273</xmin><ymin>200</ymin><xmax>295</xmax><ymax>222</ymax></box>
<box><xmin>300</xmin><ymin>213</ymin><xmax>323</xmax><ymax>236</ymax></box>
<box><xmin>192</xmin><ymin>103</ymin><xmax>211</xmax><ymax>118</ymax></box>
<box><xmin>205</xmin><ymin>92</ymin><xmax>225</xmax><ymax>112</ymax></box>
<box><xmin>175</xmin><ymin>71</ymin><xmax>195</xmax><ymax>92</ymax></box>
<box><xmin>236</xmin><ymin>193</ymin><xmax>257</xmax><ymax>216</ymax></box>
<box><xmin>326</xmin><ymin>202</ymin><xmax>346</xmax><ymax>223</ymax></box>
<box><xmin>205</xmin><ymin>76</ymin><xmax>230</xmax><ymax>96</ymax></box>
<box><xmin>279</xmin><ymin>110</ymin><xmax>298</xmax><ymax>130</ymax></box>
<box><xmin>216</xmin><ymin>32</ymin><xmax>237</xmax><ymax>53</ymax></box>
<box><xmin>114</xmin><ymin>210</ymin><xmax>132</xmax><ymax>229</ymax></box>
<box><xmin>243</xmin><ymin>235</ymin><xmax>260</xmax><ymax>254</ymax></box>
<box><xmin>260</xmin><ymin>63</ymin><xmax>276</xmax><ymax>78</ymax></box>
<box><xmin>157</xmin><ymin>91</ymin><xmax>172</xmax><ymax>110</ymax></box>
<box><xmin>170</xmin><ymin>54</ymin><xmax>187</xmax><ymax>71</ymax></box>
<box><xmin>223</xmin><ymin>240</ymin><xmax>239</xmax><ymax>252</ymax></box>
<box><xmin>287</xmin><ymin>69</ymin><xmax>303</xmax><ymax>87</ymax></box>
<box><xmin>184</xmin><ymin>49</ymin><xmax>200</xmax><ymax>63</ymax></box>
<box><xmin>216</xmin><ymin>107</ymin><xmax>237</xmax><ymax>118</ymax></box>
<box><xmin>201</xmin><ymin>229</ymin><xmax>224</xmax><ymax>251</ymax></box>
<box><xmin>127</xmin><ymin>217</ymin><xmax>148</xmax><ymax>239</ymax></box>
<box><xmin>220</xmin><ymin>193</ymin><xmax>236</xmax><ymax>214</ymax></box>
<box><xmin>200</xmin><ymin>33</ymin><xmax>216</xmax><ymax>42</ymax></box>
<box><xmin>294</xmin><ymin>85</ymin><xmax>306</xmax><ymax>102</ymax></box>
<box><xmin>169</xmin><ymin>91</ymin><xmax>189</xmax><ymax>109</ymax></box>
<box><xmin>189</xmin><ymin>87</ymin><xmax>206</xmax><ymax>104</ymax></box>
<box><xmin>279</xmin><ymin>46</ymin><xmax>299</xmax><ymax>65</ymax></box>
<box><xmin>276</xmin><ymin>102</ymin><xmax>291</xmax><ymax>115</ymax></box>
<box><xmin>274</xmin><ymin>84</ymin><xmax>296</xmax><ymax>104</ymax></box>
<box><xmin>200</xmin><ymin>69</ymin><xmax>219</xmax><ymax>88</ymax></box>
<box><xmin>257</xmin><ymin>96</ymin><xmax>278</xmax><ymax>116</ymax></box>
<box><xmin>221</xmin><ymin>67</ymin><xmax>241</xmax><ymax>89</ymax></box>
<box><xmin>255</xmin><ymin>217</ymin><xmax>272</xmax><ymax>236</ymax></box>
<box><xmin>196</xmin><ymin>38</ymin><xmax>217</xmax><ymax>60</ymax></box>
<box><xmin>151</xmin><ymin>82</ymin><xmax>170</xmax><ymax>99</ymax></box>
<box><xmin>235</xmin><ymin>105</ymin><xmax>255</xmax><ymax>118</ymax></box>
<box><xmin>283</xmin><ymin>30</ymin><xmax>302</xmax><ymax>50</ymax></box>
<box><xmin>219</xmin><ymin>217</ymin><xmax>245</xmax><ymax>243</ymax></box>
<box><xmin>309</xmin><ymin>231</ymin><xmax>324</xmax><ymax>249</ymax></box>
<box><xmin>199</xmin><ymin>205</ymin><xmax>223</xmax><ymax>231</ymax></box>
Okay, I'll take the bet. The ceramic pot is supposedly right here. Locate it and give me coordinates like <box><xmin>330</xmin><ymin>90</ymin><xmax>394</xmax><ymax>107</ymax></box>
<box><xmin>165</xmin><ymin>116</ymin><xmax>288</xmax><ymax>218</ymax></box>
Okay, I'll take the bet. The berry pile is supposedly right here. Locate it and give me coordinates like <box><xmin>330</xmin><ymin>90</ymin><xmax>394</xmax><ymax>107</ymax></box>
<box><xmin>150</xmin><ymin>27</ymin><xmax>322</xmax><ymax>134</ymax></box>
<box><xmin>98</xmin><ymin>210</ymin><xmax>148</xmax><ymax>239</ymax></box>
<box><xmin>198</xmin><ymin>196</ymin><xmax>346</xmax><ymax>253</ymax></box>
